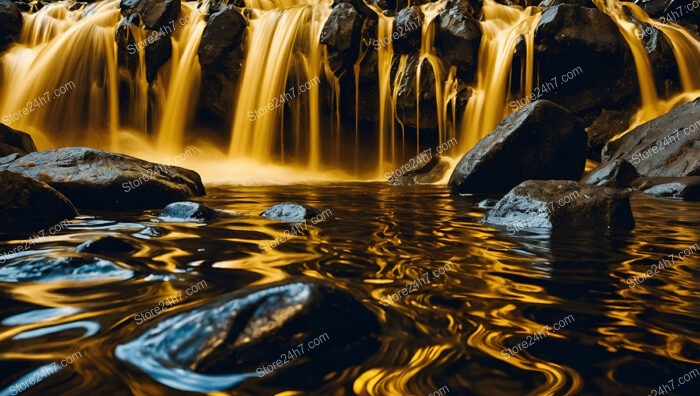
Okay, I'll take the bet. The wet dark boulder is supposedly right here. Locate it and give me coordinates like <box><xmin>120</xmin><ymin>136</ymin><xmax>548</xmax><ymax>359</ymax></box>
<box><xmin>116</xmin><ymin>15</ymin><xmax>140</xmax><ymax>75</ymax></box>
<box><xmin>633</xmin><ymin>0</ymin><xmax>667</xmax><ymax>18</ymax></box>
<box><xmin>534</xmin><ymin>4</ymin><xmax>637</xmax><ymax>121</ymax></box>
<box><xmin>0</xmin><ymin>123</ymin><xmax>37</xmax><ymax>157</ymax></box>
<box><xmin>261</xmin><ymin>203</ymin><xmax>323</xmax><ymax>222</ymax></box>
<box><xmin>158</xmin><ymin>201</ymin><xmax>237</xmax><ymax>222</ymax></box>
<box><xmin>664</xmin><ymin>0</ymin><xmax>700</xmax><ymax>25</ymax></box>
<box><xmin>0</xmin><ymin>153</ymin><xmax>19</xmax><ymax>167</ymax></box>
<box><xmin>394</xmin><ymin>55</ymin><xmax>437</xmax><ymax>128</ymax></box>
<box><xmin>602</xmin><ymin>97</ymin><xmax>700</xmax><ymax>177</ymax></box>
<box><xmin>0</xmin><ymin>171</ymin><xmax>78</xmax><ymax>231</ymax></box>
<box><xmin>539</xmin><ymin>0</ymin><xmax>595</xmax><ymax>7</ymax></box>
<box><xmin>627</xmin><ymin>13</ymin><xmax>681</xmax><ymax>94</ymax></box>
<box><xmin>0</xmin><ymin>0</ymin><xmax>22</xmax><ymax>52</ymax></box>
<box><xmin>633</xmin><ymin>176</ymin><xmax>700</xmax><ymax>200</ymax></box>
<box><xmin>120</xmin><ymin>0</ymin><xmax>180</xmax><ymax>30</ymax></box>
<box><xmin>0</xmin><ymin>254</ymin><xmax>134</xmax><ymax>282</ymax></box>
<box><xmin>388</xmin><ymin>154</ymin><xmax>450</xmax><ymax>186</ymax></box>
<box><xmin>145</xmin><ymin>29</ymin><xmax>172</xmax><ymax>83</ymax></box>
<box><xmin>435</xmin><ymin>3</ymin><xmax>481</xmax><ymax>81</ymax></box>
<box><xmin>4</xmin><ymin>147</ymin><xmax>205</xmax><ymax>210</ymax></box>
<box><xmin>197</xmin><ymin>6</ymin><xmax>247</xmax><ymax>121</ymax></box>
<box><xmin>582</xmin><ymin>159</ymin><xmax>639</xmax><ymax>188</ymax></box>
<box><xmin>392</xmin><ymin>6</ymin><xmax>423</xmax><ymax>54</ymax></box>
<box><xmin>482</xmin><ymin>180</ymin><xmax>635</xmax><ymax>231</ymax></box>
<box><xmin>449</xmin><ymin>100</ymin><xmax>587</xmax><ymax>194</ymax></box>
<box><xmin>76</xmin><ymin>236</ymin><xmax>138</xmax><ymax>254</ymax></box>
<box><xmin>115</xmin><ymin>282</ymin><xmax>380</xmax><ymax>392</ymax></box>
<box><xmin>585</xmin><ymin>108</ymin><xmax>634</xmax><ymax>161</ymax></box>
<box><xmin>321</xmin><ymin>2</ymin><xmax>363</xmax><ymax>74</ymax></box>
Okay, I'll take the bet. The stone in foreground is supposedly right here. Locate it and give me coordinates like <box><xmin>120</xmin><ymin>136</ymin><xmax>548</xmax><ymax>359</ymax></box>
<box><xmin>581</xmin><ymin>159</ymin><xmax>639</xmax><ymax>188</ymax></box>
<box><xmin>603</xmin><ymin>97</ymin><xmax>700</xmax><ymax>177</ymax></box>
<box><xmin>2</xmin><ymin>147</ymin><xmax>205</xmax><ymax>210</ymax></box>
<box><xmin>0</xmin><ymin>254</ymin><xmax>134</xmax><ymax>283</ymax></box>
<box><xmin>116</xmin><ymin>282</ymin><xmax>379</xmax><ymax>393</ymax></box>
<box><xmin>261</xmin><ymin>202</ymin><xmax>322</xmax><ymax>222</ymax></box>
<box><xmin>158</xmin><ymin>201</ymin><xmax>236</xmax><ymax>222</ymax></box>
<box><xmin>483</xmin><ymin>180</ymin><xmax>635</xmax><ymax>231</ymax></box>
<box><xmin>449</xmin><ymin>100</ymin><xmax>587</xmax><ymax>194</ymax></box>
<box><xmin>0</xmin><ymin>170</ymin><xmax>77</xmax><ymax>230</ymax></box>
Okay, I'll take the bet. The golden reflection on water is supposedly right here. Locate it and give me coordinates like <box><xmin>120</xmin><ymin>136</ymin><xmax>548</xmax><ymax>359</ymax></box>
<box><xmin>0</xmin><ymin>185</ymin><xmax>699</xmax><ymax>395</ymax></box>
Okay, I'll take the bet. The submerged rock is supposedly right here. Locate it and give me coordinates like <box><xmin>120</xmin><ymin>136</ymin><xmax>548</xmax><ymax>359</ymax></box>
<box><xmin>76</xmin><ymin>236</ymin><xmax>138</xmax><ymax>254</ymax></box>
<box><xmin>116</xmin><ymin>282</ymin><xmax>380</xmax><ymax>392</ymax></box>
<box><xmin>0</xmin><ymin>0</ymin><xmax>22</xmax><ymax>52</ymax></box>
<box><xmin>633</xmin><ymin>176</ymin><xmax>700</xmax><ymax>201</ymax></box>
<box><xmin>449</xmin><ymin>100</ymin><xmax>587</xmax><ymax>194</ymax></box>
<box><xmin>483</xmin><ymin>180</ymin><xmax>635</xmax><ymax>231</ymax></box>
<box><xmin>388</xmin><ymin>155</ymin><xmax>450</xmax><ymax>186</ymax></box>
<box><xmin>261</xmin><ymin>203</ymin><xmax>323</xmax><ymax>222</ymax></box>
<box><xmin>158</xmin><ymin>201</ymin><xmax>236</xmax><ymax>222</ymax></box>
<box><xmin>0</xmin><ymin>255</ymin><xmax>134</xmax><ymax>283</ymax></box>
<box><xmin>0</xmin><ymin>171</ymin><xmax>77</xmax><ymax>231</ymax></box>
<box><xmin>582</xmin><ymin>159</ymin><xmax>639</xmax><ymax>188</ymax></box>
<box><xmin>0</xmin><ymin>123</ymin><xmax>37</xmax><ymax>157</ymax></box>
<box><xmin>3</xmin><ymin>147</ymin><xmax>205</xmax><ymax>210</ymax></box>
<box><xmin>602</xmin><ymin>98</ymin><xmax>700</xmax><ymax>177</ymax></box>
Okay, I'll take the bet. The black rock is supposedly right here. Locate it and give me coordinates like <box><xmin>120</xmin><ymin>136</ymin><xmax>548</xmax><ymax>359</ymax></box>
<box><xmin>539</xmin><ymin>0</ymin><xmax>595</xmax><ymax>7</ymax></box>
<box><xmin>0</xmin><ymin>254</ymin><xmax>134</xmax><ymax>283</ymax></box>
<box><xmin>633</xmin><ymin>0</ymin><xmax>666</xmax><ymax>17</ymax></box>
<box><xmin>158</xmin><ymin>201</ymin><xmax>236</xmax><ymax>222</ymax></box>
<box><xmin>482</xmin><ymin>180</ymin><xmax>635</xmax><ymax>231</ymax></box>
<box><xmin>0</xmin><ymin>123</ymin><xmax>37</xmax><ymax>157</ymax></box>
<box><xmin>0</xmin><ymin>171</ymin><xmax>77</xmax><ymax>231</ymax></box>
<box><xmin>585</xmin><ymin>108</ymin><xmax>634</xmax><ymax>161</ymax></box>
<box><xmin>435</xmin><ymin>3</ymin><xmax>481</xmax><ymax>81</ymax></box>
<box><xmin>261</xmin><ymin>203</ymin><xmax>324</xmax><ymax>222</ymax></box>
<box><xmin>0</xmin><ymin>0</ymin><xmax>22</xmax><ymax>52</ymax></box>
<box><xmin>116</xmin><ymin>15</ymin><xmax>140</xmax><ymax>75</ymax></box>
<box><xmin>76</xmin><ymin>236</ymin><xmax>138</xmax><ymax>254</ymax></box>
<box><xmin>534</xmin><ymin>4</ymin><xmax>637</xmax><ymax>121</ymax></box>
<box><xmin>664</xmin><ymin>0</ymin><xmax>700</xmax><ymax>25</ymax></box>
<box><xmin>394</xmin><ymin>55</ymin><xmax>439</xmax><ymax>129</ymax></box>
<box><xmin>120</xmin><ymin>0</ymin><xmax>180</xmax><ymax>30</ymax></box>
<box><xmin>449</xmin><ymin>100</ymin><xmax>587</xmax><ymax>194</ymax></box>
<box><xmin>633</xmin><ymin>176</ymin><xmax>700</xmax><ymax>200</ymax></box>
<box><xmin>392</xmin><ymin>6</ymin><xmax>422</xmax><ymax>54</ymax></box>
<box><xmin>321</xmin><ymin>2</ymin><xmax>363</xmax><ymax>74</ymax></box>
<box><xmin>197</xmin><ymin>6</ymin><xmax>247</xmax><ymax>120</ymax></box>
<box><xmin>4</xmin><ymin>147</ymin><xmax>205</xmax><ymax>210</ymax></box>
<box><xmin>582</xmin><ymin>159</ymin><xmax>639</xmax><ymax>188</ymax></box>
<box><xmin>115</xmin><ymin>282</ymin><xmax>380</xmax><ymax>392</ymax></box>
<box><xmin>602</xmin><ymin>97</ymin><xmax>700</xmax><ymax>177</ymax></box>
<box><xmin>145</xmin><ymin>29</ymin><xmax>172</xmax><ymax>83</ymax></box>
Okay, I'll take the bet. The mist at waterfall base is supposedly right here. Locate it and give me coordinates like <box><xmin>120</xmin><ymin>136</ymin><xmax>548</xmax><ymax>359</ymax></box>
<box><xmin>1</xmin><ymin>0</ymin><xmax>700</xmax><ymax>396</ymax></box>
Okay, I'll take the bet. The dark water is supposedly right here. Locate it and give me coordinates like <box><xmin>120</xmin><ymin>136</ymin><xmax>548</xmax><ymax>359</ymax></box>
<box><xmin>1</xmin><ymin>184</ymin><xmax>699</xmax><ymax>395</ymax></box>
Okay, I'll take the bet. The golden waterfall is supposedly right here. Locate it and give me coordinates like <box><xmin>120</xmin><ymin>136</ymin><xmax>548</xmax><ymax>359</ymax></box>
<box><xmin>228</xmin><ymin>0</ymin><xmax>331</xmax><ymax>171</ymax></box>
<box><xmin>0</xmin><ymin>0</ymin><xmax>699</xmax><ymax>179</ymax></box>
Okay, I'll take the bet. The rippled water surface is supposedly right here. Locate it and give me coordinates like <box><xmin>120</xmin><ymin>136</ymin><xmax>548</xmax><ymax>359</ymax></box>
<box><xmin>1</xmin><ymin>184</ymin><xmax>699</xmax><ymax>395</ymax></box>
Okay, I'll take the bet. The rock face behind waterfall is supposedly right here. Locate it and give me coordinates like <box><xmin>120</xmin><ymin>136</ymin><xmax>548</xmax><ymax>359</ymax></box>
<box><xmin>0</xmin><ymin>171</ymin><xmax>77</xmax><ymax>230</ymax></box>
<box><xmin>533</xmin><ymin>4</ymin><xmax>636</xmax><ymax>122</ymax></box>
<box><xmin>120</xmin><ymin>0</ymin><xmax>180</xmax><ymax>31</ymax></box>
<box><xmin>0</xmin><ymin>124</ymin><xmax>37</xmax><ymax>157</ymax></box>
<box><xmin>449</xmin><ymin>100</ymin><xmax>587</xmax><ymax>194</ymax></box>
<box><xmin>602</xmin><ymin>97</ymin><xmax>700</xmax><ymax>177</ymax></box>
<box><xmin>198</xmin><ymin>6</ymin><xmax>247</xmax><ymax>121</ymax></box>
<box><xmin>320</xmin><ymin>2</ymin><xmax>364</xmax><ymax>75</ymax></box>
<box><xmin>116</xmin><ymin>282</ymin><xmax>380</xmax><ymax>392</ymax></box>
<box><xmin>0</xmin><ymin>147</ymin><xmax>205</xmax><ymax>210</ymax></box>
<box><xmin>0</xmin><ymin>0</ymin><xmax>22</xmax><ymax>52</ymax></box>
<box><xmin>435</xmin><ymin>1</ymin><xmax>482</xmax><ymax>81</ymax></box>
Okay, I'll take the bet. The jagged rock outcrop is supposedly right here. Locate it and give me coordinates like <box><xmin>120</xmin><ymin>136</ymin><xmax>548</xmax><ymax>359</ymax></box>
<box><xmin>602</xmin><ymin>97</ymin><xmax>700</xmax><ymax>177</ymax></box>
<box><xmin>321</xmin><ymin>2</ymin><xmax>364</xmax><ymax>74</ymax></box>
<box><xmin>0</xmin><ymin>123</ymin><xmax>37</xmax><ymax>157</ymax></box>
<box><xmin>449</xmin><ymin>100</ymin><xmax>587</xmax><ymax>194</ymax></box>
<box><xmin>435</xmin><ymin>1</ymin><xmax>482</xmax><ymax>81</ymax></box>
<box><xmin>392</xmin><ymin>6</ymin><xmax>423</xmax><ymax>54</ymax></box>
<box><xmin>0</xmin><ymin>0</ymin><xmax>22</xmax><ymax>52</ymax></box>
<box><xmin>197</xmin><ymin>6</ymin><xmax>247</xmax><ymax>121</ymax></box>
